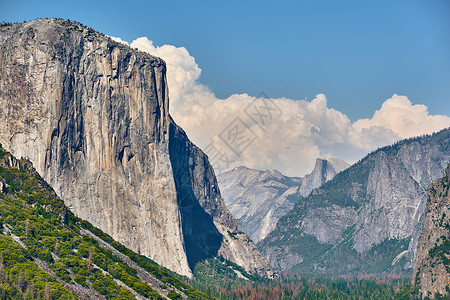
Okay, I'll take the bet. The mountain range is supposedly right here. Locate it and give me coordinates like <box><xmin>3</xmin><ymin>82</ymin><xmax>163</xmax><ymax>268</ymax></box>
<box><xmin>217</xmin><ymin>158</ymin><xmax>349</xmax><ymax>242</ymax></box>
<box><xmin>258</xmin><ymin>128</ymin><xmax>450</xmax><ymax>274</ymax></box>
<box><xmin>0</xmin><ymin>17</ymin><xmax>449</xmax><ymax>299</ymax></box>
<box><xmin>0</xmin><ymin>18</ymin><xmax>275</xmax><ymax>280</ymax></box>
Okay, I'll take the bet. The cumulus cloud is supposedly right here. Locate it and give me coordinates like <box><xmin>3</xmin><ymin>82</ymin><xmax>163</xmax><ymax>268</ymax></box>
<box><xmin>353</xmin><ymin>95</ymin><xmax>450</xmax><ymax>138</ymax></box>
<box><xmin>109</xmin><ymin>36</ymin><xmax>129</xmax><ymax>45</ymax></box>
<box><xmin>114</xmin><ymin>36</ymin><xmax>450</xmax><ymax>177</ymax></box>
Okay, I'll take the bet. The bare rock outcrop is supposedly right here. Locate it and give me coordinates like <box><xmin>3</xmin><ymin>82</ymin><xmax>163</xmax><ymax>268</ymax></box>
<box><xmin>0</xmin><ymin>18</ymin><xmax>274</xmax><ymax>278</ymax></box>
<box><xmin>218</xmin><ymin>158</ymin><xmax>348</xmax><ymax>243</ymax></box>
<box><xmin>413</xmin><ymin>163</ymin><xmax>450</xmax><ymax>299</ymax></box>
<box><xmin>259</xmin><ymin>129</ymin><xmax>450</xmax><ymax>273</ymax></box>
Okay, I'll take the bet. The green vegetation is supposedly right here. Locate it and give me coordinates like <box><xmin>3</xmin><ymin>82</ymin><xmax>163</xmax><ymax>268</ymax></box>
<box><xmin>167</xmin><ymin>290</ymin><xmax>183</xmax><ymax>299</ymax></box>
<box><xmin>428</xmin><ymin>238</ymin><xmax>450</xmax><ymax>273</ymax></box>
<box><xmin>0</xmin><ymin>148</ymin><xmax>210</xmax><ymax>299</ymax></box>
<box><xmin>0</xmin><ymin>148</ymin><xmax>8</xmax><ymax>160</ymax></box>
<box><xmin>306</xmin><ymin>158</ymin><xmax>374</xmax><ymax>209</ymax></box>
<box><xmin>0</xmin><ymin>145</ymin><xmax>431</xmax><ymax>300</ymax></box>
<box><xmin>80</xmin><ymin>222</ymin><xmax>212</xmax><ymax>300</ymax></box>
<box><xmin>191</xmin><ymin>267</ymin><xmax>416</xmax><ymax>300</ymax></box>
<box><xmin>259</xmin><ymin>128</ymin><xmax>450</xmax><ymax>278</ymax></box>
<box><xmin>191</xmin><ymin>256</ymin><xmax>261</xmax><ymax>293</ymax></box>
<box><xmin>0</xmin><ymin>22</ymin><xmax>15</xmax><ymax>27</ymax></box>
<box><xmin>0</xmin><ymin>234</ymin><xmax>77</xmax><ymax>299</ymax></box>
<box><xmin>291</xmin><ymin>237</ymin><xmax>411</xmax><ymax>275</ymax></box>
<box><xmin>0</xmin><ymin>153</ymin><xmax>150</xmax><ymax>299</ymax></box>
<box><xmin>184</xmin><ymin>253</ymin><xmax>419</xmax><ymax>300</ymax></box>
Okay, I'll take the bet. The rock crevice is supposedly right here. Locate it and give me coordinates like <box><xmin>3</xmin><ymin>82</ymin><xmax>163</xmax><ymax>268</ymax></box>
<box><xmin>0</xmin><ymin>18</ymin><xmax>274</xmax><ymax>278</ymax></box>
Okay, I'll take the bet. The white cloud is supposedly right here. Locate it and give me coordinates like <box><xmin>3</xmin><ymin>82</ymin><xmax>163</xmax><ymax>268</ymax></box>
<box><xmin>130</xmin><ymin>38</ymin><xmax>204</xmax><ymax>111</ymax></box>
<box><xmin>109</xmin><ymin>36</ymin><xmax>129</xmax><ymax>45</ymax></box>
<box><xmin>117</xmin><ymin>37</ymin><xmax>450</xmax><ymax>177</ymax></box>
<box><xmin>352</xmin><ymin>95</ymin><xmax>450</xmax><ymax>138</ymax></box>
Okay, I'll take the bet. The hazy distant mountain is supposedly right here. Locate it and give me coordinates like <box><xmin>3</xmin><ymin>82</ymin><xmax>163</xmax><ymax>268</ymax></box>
<box><xmin>218</xmin><ymin>158</ymin><xmax>349</xmax><ymax>242</ymax></box>
<box><xmin>258</xmin><ymin>128</ymin><xmax>450</xmax><ymax>274</ymax></box>
<box><xmin>299</xmin><ymin>158</ymin><xmax>350</xmax><ymax>197</ymax></box>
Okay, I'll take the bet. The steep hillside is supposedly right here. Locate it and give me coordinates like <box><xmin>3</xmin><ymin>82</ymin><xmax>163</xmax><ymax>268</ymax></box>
<box><xmin>0</xmin><ymin>146</ymin><xmax>212</xmax><ymax>299</ymax></box>
<box><xmin>218</xmin><ymin>158</ymin><xmax>348</xmax><ymax>243</ymax></box>
<box><xmin>0</xmin><ymin>19</ymin><xmax>274</xmax><ymax>279</ymax></box>
<box><xmin>413</xmin><ymin>163</ymin><xmax>450</xmax><ymax>299</ymax></box>
<box><xmin>259</xmin><ymin>128</ymin><xmax>450</xmax><ymax>274</ymax></box>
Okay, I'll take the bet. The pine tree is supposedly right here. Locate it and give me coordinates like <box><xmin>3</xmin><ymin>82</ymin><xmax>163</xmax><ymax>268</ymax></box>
<box><xmin>87</xmin><ymin>249</ymin><xmax>94</xmax><ymax>272</ymax></box>
<box><xmin>44</xmin><ymin>282</ymin><xmax>52</xmax><ymax>300</ymax></box>
<box><xmin>54</xmin><ymin>242</ymin><xmax>60</xmax><ymax>255</ymax></box>
<box><xmin>25</xmin><ymin>219</ymin><xmax>30</xmax><ymax>238</ymax></box>
<box><xmin>0</xmin><ymin>254</ymin><xmax>4</xmax><ymax>284</ymax></box>
<box><xmin>26</xmin><ymin>282</ymin><xmax>35</xmax><ymax>299</ymax></box>
<box><xmin>17</xmin><ymin>269</ymin><xmax>25</xmax><ymax>292</ymax></box>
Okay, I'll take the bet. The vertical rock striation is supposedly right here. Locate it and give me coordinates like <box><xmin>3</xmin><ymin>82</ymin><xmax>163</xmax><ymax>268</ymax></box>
<box><xmin>0</xmin><ymin>19</ymin><xmax>274</xmax><ymax>278</ymax></box>
<box><xmin>413</xmin><ymin>163</ymin><xmax>450</xmax><ymax>299</ymax></box>
<box><xmin>169</xmin><ymin>121</ymin><xmax>276</xmax><ymax>277</ymax></box>
<box><xmin>259</xmin><ymin>129</ymin><xmax>450</xmax><ymax>273</ymax></box>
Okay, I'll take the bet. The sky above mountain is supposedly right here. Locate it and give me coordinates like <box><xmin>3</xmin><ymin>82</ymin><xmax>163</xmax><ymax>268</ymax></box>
<box><xmin>1</xmin><ymin>0</ymin><xmax>449</xmax><ymax>176</ymax></box>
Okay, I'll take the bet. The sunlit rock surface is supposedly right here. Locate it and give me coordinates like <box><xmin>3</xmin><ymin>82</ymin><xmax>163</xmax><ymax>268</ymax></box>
<box><xmin>218</xmin><ymin>158</ymin><xmax>348</xmax><ymax>242</ymax></box>
<box><xmin>0</xmin><ymin>18</ymin><xmax>275</xmax><ymax>278</ymax></box>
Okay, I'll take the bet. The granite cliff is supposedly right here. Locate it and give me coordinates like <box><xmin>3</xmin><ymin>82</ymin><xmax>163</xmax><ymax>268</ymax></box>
<box><xmin>413</xmin><ymin>163</ymin><xmax>450</xmax><ymax>299</ymax></box>
<box><xmin>0</xmin><ymin>19</ymin><xmax>275</xmax><ymax>278</ymax></box>
<box><xmin>259</xmin><ymin>128</ymin><xmax>450</xmax><ymax>274</ymax></box>
<box><xmin>299</xmin><ymin>158</ymin><xmax>349</xmax><ymax>197</ymax></box>
<box><xmin>218</xmin><ymin>158</ymin><xmax>348</xmax><ymax>243</ymax></box>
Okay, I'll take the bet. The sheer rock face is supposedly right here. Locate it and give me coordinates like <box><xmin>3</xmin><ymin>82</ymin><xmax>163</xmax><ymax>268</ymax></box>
<box><xmin>299</xmin><ymin>158</ymin><xmax>349</xmax><ymax>198</ymax></box>
<box><xmin>0</xmin><ymin>19</ymin><xmax>275</xmax><ymax>278</ymax></box>
<box><xmin>218</xmin><ymin>158</ymin><xmax>348</xmax><ymax>243</ymax></box>
<box><xmin>168</xmin><ymin>121</ymin><xmax>277</xmax><ymax>278</ymax></box>
<box><xmin>413</xmin><ymin>164</ymin><xmax>450</xmax><ymax>299</ymax></box>
<box><xmin>259</xmin><ymin>129</ymin><xmax>450</xmax><ymax>272</ymax></box>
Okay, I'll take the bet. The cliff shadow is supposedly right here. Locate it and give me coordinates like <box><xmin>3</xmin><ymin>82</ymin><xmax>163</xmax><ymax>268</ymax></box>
<box><xmin>168</xmin><ymin>121</ymin><xmax>223</xmax><ymax>270</ymax></box>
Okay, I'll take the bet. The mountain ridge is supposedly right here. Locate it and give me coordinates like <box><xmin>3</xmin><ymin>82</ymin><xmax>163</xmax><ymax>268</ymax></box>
<box><xmin>218</xmin><ymin>158</ymin><xmax>348</xmax><ymax>243</ymax></box>
<box><xmin>0</xmin><ymin>18</ymin><xmax>275</xmax><ymax>279</ymax></box>
<box><xmin>259</xmin><ymin>128</ymin><xmax>450</xmax><ymax>274</ymax></box>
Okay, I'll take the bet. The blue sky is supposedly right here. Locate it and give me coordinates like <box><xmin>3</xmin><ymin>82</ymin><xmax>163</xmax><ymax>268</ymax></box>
<box><xmin>2</xmin><ymin>0</ymin><xmax>450</xmax><ymax>175</ymax></box>
<box><xmin>1</xmin><ymin>0</ymin><xmax>449</xmax><ymax>121</ymax></box>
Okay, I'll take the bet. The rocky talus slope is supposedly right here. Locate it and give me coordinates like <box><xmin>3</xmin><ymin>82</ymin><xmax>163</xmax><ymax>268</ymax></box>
<box><xmin>259</xmin><ymin>129</ymin><xmax>450</xmax><ymax>274</ymax></box>
<box><xmin>413</xmin><ymin>163</ymin><xmax>450</xmax><ymax>299</ymax></box>
<box><xmin>218</xmin><ymin>158</ymin><xmax>348</xmax><ymax>243</ymax></box>
<box><xmin>0</xmin><ymin>19</ymin><xmax>275</xmax><ymax>278</ymax></box>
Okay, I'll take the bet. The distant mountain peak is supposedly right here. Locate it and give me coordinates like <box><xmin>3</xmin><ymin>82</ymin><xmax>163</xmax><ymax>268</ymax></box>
<box><xmin>218</xmin><ymin>157</ymin><xmax>348</xmax><ymax>243</ymax></box>
<box><xmin>259</xmin><ymin>128</ymin><xmax>450</xmax><ymax>274</ymax></box>
<box><xmin>324</xmin><ymin>157</ymin><xmax>350</xmax><ymax>173</ymax></box>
